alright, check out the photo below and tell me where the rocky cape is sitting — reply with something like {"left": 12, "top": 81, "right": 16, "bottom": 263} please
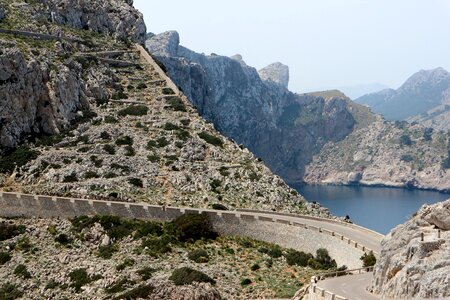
{"left": 372, "top": 199, "right": 450, "bottom": 299}
{"left": 146, "top": 31, "right": 368, "bottom": 183}
{"left": 146, "top": 31, "right": 450, "bottom": 192}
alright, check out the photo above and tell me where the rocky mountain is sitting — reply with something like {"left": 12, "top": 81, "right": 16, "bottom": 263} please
{"left": 372, "top": 199, "right": 450, "bottom": 299}
{"left": 146, "top": 31, "right": 371, "bottom": 183}
{"left": 146, "top": 31, "right": 450, "bottom": 192}
{"left": 356, "top": 68, "right": 450, "bottom": 129}
{"left": 0, "top": 0, "right": 326, "bottom": 216}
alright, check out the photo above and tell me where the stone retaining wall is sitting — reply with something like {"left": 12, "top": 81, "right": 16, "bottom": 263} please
{"left": 0, "top": 192, "right": 365, "bottom": 268}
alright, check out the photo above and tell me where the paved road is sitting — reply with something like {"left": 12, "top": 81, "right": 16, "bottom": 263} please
{"left": 317, "top": 273, "right": 380, "bottom": 300}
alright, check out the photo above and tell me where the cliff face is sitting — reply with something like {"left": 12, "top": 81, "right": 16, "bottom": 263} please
{"left": 0, "top": 0, "right": 145, "bottom": 152}
{"left": 372, "top": 199, "right": 450, "bottom": 299}
{"left": 146, "top": 31, "right": 360, "bottom": 182}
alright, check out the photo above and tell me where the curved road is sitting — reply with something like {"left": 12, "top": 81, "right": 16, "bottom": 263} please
{"left": 317, "top": 273, "right": 380, "bottom": 300}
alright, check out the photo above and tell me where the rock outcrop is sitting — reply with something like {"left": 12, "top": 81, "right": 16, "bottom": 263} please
{"left": 372, "top": 199, "right": 450, "bottom": 299}
{"left": 258, "top": 62, "right": 289, "bottom": 88}
{"left": 146, "top": 31, "right": 362, "bottom": 182}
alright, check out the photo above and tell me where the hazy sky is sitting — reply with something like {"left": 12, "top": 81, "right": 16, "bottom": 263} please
{"left": 134, "top": 0, "right": 450, "bottom": 94}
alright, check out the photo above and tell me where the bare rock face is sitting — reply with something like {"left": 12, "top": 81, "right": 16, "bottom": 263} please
{"left": 0, "top": 42, "right": 88, "bottom": 151}
{"left": 151, "top": 281, "right": 221, "bottom": 300}
{"left": 372, "top": 199, "right": 450, "bottom": 299}
{"left": 258, "top": 62, "right": 289, "bottom": 88}
{"left": 42, "top": 0, "right": 146, "bottom": 43}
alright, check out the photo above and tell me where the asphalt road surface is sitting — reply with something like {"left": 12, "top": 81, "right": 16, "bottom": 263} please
{"left": 317, "top": 272, "right": 381, "bottom": 300}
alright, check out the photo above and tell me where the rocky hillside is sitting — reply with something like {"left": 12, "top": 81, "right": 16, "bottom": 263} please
{"left": 372, "top": 199, "right": 450, "bottom": 299}
{"left": 146, "top": 31, "right": 372, "bottom": 183}
{"left": 0, "top": 214, "right": 332, "bottom": 299}
{"left": 356, "top": 67, "right": 450, "bottom": 130}
{"left": 0, "top": 0, "right": 326, "bottom": 216}
{"left": 304, "top": 118, "right": 450, "bottom": 192}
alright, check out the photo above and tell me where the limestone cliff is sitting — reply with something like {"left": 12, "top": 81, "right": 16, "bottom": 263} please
{"left": 372, "top": 199, "right": 450, "bottom": 299}
{"left": 146, "top": 31, "right": 361, "bottom": 183}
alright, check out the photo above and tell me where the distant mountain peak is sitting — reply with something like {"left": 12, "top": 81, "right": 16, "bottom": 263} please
{"left": 258, "top": 62, "right": 289, "bottom": 88}
{"left": 400, "top": 67, "right": 450, "bottom": 91}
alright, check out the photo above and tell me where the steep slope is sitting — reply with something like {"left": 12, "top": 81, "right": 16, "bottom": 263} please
{"left": 372, "top": 199, "right": 450, "bottom": 299}
{"left": 304, "top": 119, "right": 450, "bottom": 192}
{"left": 146, "top": 31, "right": 370, "bottom": 183}
{"left": 0, "top": 0, "right": 320, "bottom": 215}
{"left": 356, "top": 67, "right": 450, "bottom": 127}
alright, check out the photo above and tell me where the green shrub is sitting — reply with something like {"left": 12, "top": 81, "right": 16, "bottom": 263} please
{"left": 0, "top": 146, "right": 40, "bottom": 174}
{"left": 44, "top": 280, "right": 60, "bottom": 290}
{"left": 157, "top": 137, "right": 170, "bottom": 147}
{"left": 210, "top": 179, "right": 221, "bottom": 192}
{"left": 400, "top": 134, "right": 412, "bottom": 146}
{"left": 71, "top": 215, "right": 136, "bottom": 241}
{"left": 180, "top": 119, "right": 190, "bottom": 126}
{"left": 111, "top": 163, "right": 131, "bottom": 173}
{"left": 104, "top": 116, "right": 119, "bottom": 124}
{"left": 16, "top": 236, "right": 32, "bottom": 252}
{"left": 166, "top": 97, "right": 186, "bottom": 112}
{"left": 0, "top": 252, "right": 11, "bottom": 265}
{"left": 134, "top": 222, "right": 163, "bottom": 239}
{"left": 106, "top": 278, "right": 130, "bottom": 294}
{"left": 0, "top": 283, "right": 23, "bottom": 300}
{"left": 147, "top": 155, "right": 160, "bottom": 163}
{"left": 14, "top": 264, "right": 31, "bottom": 279}
{"left": 423, "top": 127, "right": 433, "bottom": 141}
{"left": 112, "top": 91, "right": 128, "bottom": 100}
{"left": 98, "top": 244, "right": 118, "bottom": 259}
{"left": 250, "top": 263, "right": 260, "bottom": 271}
{"left": 169, "top": 214, "right": 218, "bottom": 242}
{"left": 442, "top": 150, "right": 450, "bottom": 169}
{"left": 162, "top": 87, "right": 175, "bottom": 95}
{"left": 84, "top": 171, "right": 99, "bottom": 179}
{"left": 128, "top": 178, "right": 143, "bottom": 188}
{"left": 284, "top": 250, "right": 313, "bottom": 267}
{"left": 141, "top": 237, "right": 171, "bottom": 257}
{"left": 146, "top": 140, "right": 158, "bottom": 149}
{"left": 314, "top": 248, "right": 337, "bottom": 270}
{"left": 69, "top": 268, "right": 101, "bottom": 292}
{"left": 112, "top": 284, "right": 154, "bottom": 300}
{"left": 188, "top": 249, "right": 209, "bottom": 263}
{"left": 116, "top": 258, "right": 135, "bottom": 271}
{"left": 400, "top": 154, "right": 414, "bottom": 162}
{"left": 198, "top": 132, "right": 223, "bottom": 147}
{"left": 90, "top": 155, "right": 103, "bottom": 167}
{"left": 0, "top": 224, "right": 24, "bottom": 241}
{"left": 267, "top": 245, "right": 282, "bottom": 258}
{"left": 176, "top": 129, "right": 191, "bottom": 141}
{"left": 62, "top": 173, "right": 78, "bottom": 183}
{"left": 118, "top": 105, "right": 148, "bottom": 116}
{"left": 360, "top": 251, "right": 377, "bottom": 267}
{"left": 163, "top": 122, "right": 180, "bottom": 131}
{"left": 211, "top": 203, "right": 228, "bottom": 210}
{"left": 124, "top": 145, "right": 135, "bottom": 156}
{"left": 116, "top": 136, "right": 133, "bottom": 146}
{"left": 240, "top": 278, "right": 252, "bottom": 286}
{"left": 225, "top": 247, "right": 235, "bottom": 255}
{"left": 104, "top": 144, "right": 116, "bottom": 155}
{"left": 54, "top": 234, "right": 72, "bottom": 245}
{"left": 169, "top": 267, "right": 215, "bottom": 286}
{"left": 71, "top": 110, "right": 98, "bottom": 125}
{"left": 137, "top": 82, "right": 147, "bottom": 90}
{"left": 265, "top": 258, "right": 273, "bottom": 268}
{"left": 137, "top": 267, "right": 156, "bottom": 280}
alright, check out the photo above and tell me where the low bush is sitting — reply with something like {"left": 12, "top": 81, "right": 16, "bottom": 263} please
{"left": 169, "top": 267, "right": 215, "bottom": 286}
{"left": 54, "top": 234, "right": 72, "bottom": 245}
{"left": 69, "top": 268, "right": 101, "bottom": 292}
{"left": 84, "top": 171, "right": 99, "bottom": 179}
{"left": 146, "top": 140, "right": 158, "bottom": 149}
{"left": 0, "top": 224, "right": 24, "bottom": 241}
{"left": 0, "top": 252, "right": 11, "bottom": 265}
{"left": 62, "top": 173, "right": 78, "bottom": 183}
{"left": 163, "top": 122, "right": 180, "bottom": 131}
{"left": 112, "top": 284, "right": 154, "bottom": 300}
{"left": 14, "top": 264, "right": 31, "bottom": 279}
{"left": 360, "top": 251, "right": 377, "bottom": 267}
{"left": 116, "top": 136, "right": 133, "bottom": 146}
{"left": 400, "top": 154, "right": 414, "bottom": 162}
{"left": 162, "top": 87, "right": 175, "bottom": 95}
{"left": 211, "top": 203, "right": 228, "bottom": 210}
{"left": 16, "top": 236, "right": 32, "bottom": 253}
{"left": 141, "top": 236, "right": 171, "bottom": 257}
{"left": 157, "top": 137, "right": 170, "bottom": 147}
{"left": 240, "top": 278, "right": 252, "bottom": 286}
{"left": 166, "top": 97, "right": 186, "bottom": 112}
{"left": 0, "top": 283, "right": 23, "bottom": 300}
{"left": 0, "top": 146, "right": 40, "bottom": 174}
{"left": 116, "top": 258, "right": 135, "bottom": 271}
{"left": 98, "top": 244, "right": 118, "bottom": 259}
{"left": 134, "top": 222, "right": 163, "bottom": 239}
{"left": 285, "top": 250, "right": 313, "bottom": 267}
{"left": 103, "top": 144, "right": 116, "bottom": 155}
{"left": 105, "top": 278, "right": 130, "bottom": 294}
{"left": 111, "top": 163, "right": 131, "bottom": 173}
{"left": 188, "top": 249, "right": 209, "bottom": 263}
{"left": 118, "top": 105, "right": 148, "bottom": 116}
{"left": 112, "top": 91, "right": 128, "bottom": 100}
{"left": 104, "top": 116, "right": 119, "bottom": 124}
{"left": 400, "top": 134, "right": 412, "bottom": 146}
{"left": 137, "top": 267, "right": 156, "bottom": 280}
{"left": 124, "top": 145, "right": 135, "bottom": 157}
{"left": 250, "top": 263, "right": 260, "bottom": 271}
{"left": 198, "top": 132, "right": 223, "bottom": 147}
{"left": 169, "top": 214, "right": 218, "bottom": 242}
{"left": 267, "top": 245, "right": 282, "bottom": 258}
{"left": 128, "top": 177, "right": 143, "bottom": 188}
{"left": 147, "top": 155, "right": 160, "bottom": 163}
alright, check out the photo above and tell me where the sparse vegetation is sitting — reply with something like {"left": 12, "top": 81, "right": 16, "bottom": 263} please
{"left": 0, "top": 146, "right": 40, "bottom": 174}
{"left": 0, "top": 283, "right": 23, "bottom": 300}
{"left": 0, "top": 252, "right": 11, "bottom": 265}
{"left": 188, "top": 249, "right": 209, "bottom": 263}
{"left": 166, "top": 97, "right": 186, "bottom": 112}
{"left": 117, "top": 105, "right": 148, "bottom": 116}
{"left": 170, "top": 267, "right": 215, "bottom": 286}
{"left": 198, "top": 131, "right": 223, "bottom": 147}
{"left": 14, "top": 264, "right": 31, "bottom": 279}
{"left": 361, "top": 251, "right": 377, "bottom": 267}
{"left": 69, "top": 268, "right": 101, "bottom": 292}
